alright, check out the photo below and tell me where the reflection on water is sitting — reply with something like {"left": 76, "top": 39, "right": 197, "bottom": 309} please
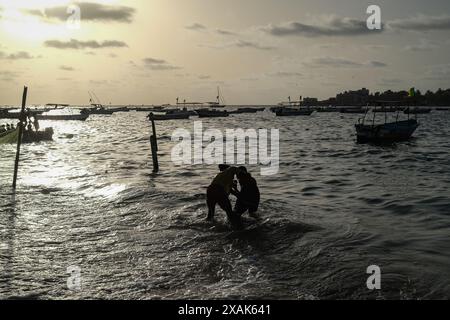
{"left": 1, "top": 110, "right": 450, "bottom": 299}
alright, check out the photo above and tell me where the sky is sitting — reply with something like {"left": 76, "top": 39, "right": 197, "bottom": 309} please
{"left": 0, "top": 0, "right": 450, "bottom": 105}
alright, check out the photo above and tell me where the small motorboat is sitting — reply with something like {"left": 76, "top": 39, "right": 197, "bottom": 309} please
{"left": 355, "top": 119, "right": 419, "bottom": 143}
{"left": 275, "top": 108, "right": 314, "bottom": 117}
{"left": 355, "top": 103, "right": 420, "bottom": 143}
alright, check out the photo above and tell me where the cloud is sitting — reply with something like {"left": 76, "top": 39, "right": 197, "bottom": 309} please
{"left": 199, "top": 40, "right": 274, "bottom": 50}
{"left": 389, "top": 15, "right": 450, "bottom": 32}
{"left": 368, "top": 61, "right": 388, "bottom": 68}
{"left": 216, "top": 29, "right": 237, "bottom": 36}
{"left": 262, "top": 16, "right": 382, "bottom": 37}
{"left": 24, "top": 2, "right": 135, "bottom": 23}
{"left": 44, "top": 39, "right": 128, "bottom": 49}
{"left": 60, "top": 65, "right": 75, "bottom": 71}
{"left": 234, "top": 40, "right": 274, "bottom": 50}
{"left": 0, "top": 51, "right": 34, "bottom": 60}
{"left": 142, "top": 58, "right": 181, "bottom": 71}
{"left": 304, "top": 57, "right": 387, "bottom": 68}
{"left": 0, "top": 70, "right": 20, "bottom": 81}
{"left": 143, "top": 58, "right": 166, "bottom": 64}
{"left": 185, "top": 23, "right": 207, "bottom": 31}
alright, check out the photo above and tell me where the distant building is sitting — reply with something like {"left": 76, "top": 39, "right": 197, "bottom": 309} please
{"left": 336, "top": 88, "right": 370, "bottom": 106}
{"left": 302, "top": 97, "right": 318, "bottom": 106}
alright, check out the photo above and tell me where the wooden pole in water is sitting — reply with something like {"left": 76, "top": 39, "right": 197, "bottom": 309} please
{"left": 149, "top": 113, "right": 159, "bottom": 173}
{"left": 12, "top": 86, "right": 28, "bottom": 190}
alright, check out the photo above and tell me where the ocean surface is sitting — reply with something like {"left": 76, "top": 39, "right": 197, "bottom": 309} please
{"left": 1, "top": 108, "right": 449, "bottom": 300}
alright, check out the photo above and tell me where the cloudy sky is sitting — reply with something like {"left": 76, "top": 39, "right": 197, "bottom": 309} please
{"left": 0, "top": 0, "right": 449, "bottom": 105}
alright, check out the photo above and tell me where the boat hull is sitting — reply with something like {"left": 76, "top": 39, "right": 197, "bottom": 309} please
{"left": 36, "top": 114, "right": 89, "bottom": 121}
{"left": 196, "top": 110, "right": 229, "bottom": 118}
{"left": 0, "top": 128, "right": 54, "bottom": 144}
{"left": 149, "top": 113, "right": 190, "bottom": 120}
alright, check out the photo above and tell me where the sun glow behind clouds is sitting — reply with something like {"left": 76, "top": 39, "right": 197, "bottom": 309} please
{"left": 0, "top": 0, "right": 76, "bottom": 42}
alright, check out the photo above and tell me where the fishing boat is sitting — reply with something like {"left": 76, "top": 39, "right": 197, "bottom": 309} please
{"left": 0, "top": 126, "right": 54, "bottom": 144}
{"left": 195, "top": 109, "right": 229, "bottom": 118}
{"left": 111, "top": 106, "right": 130, "bottom": 113}
{"left": 85, "top": 103, "right": 114, "bottom": 115}
{"left": 355, "top": 103, "right": 420, "bottom": 143}
{"left": 275, "top": 108, "right": 314, "bottom": 117}
{"left": 148, "top": 109, "right": 191, "bottom": 121}
{"left": 404, "top": 107, "right": 432, "bottom": 115}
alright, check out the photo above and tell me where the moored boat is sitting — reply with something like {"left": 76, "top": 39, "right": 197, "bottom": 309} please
{"left": 84, "top": 102, "right": 115, "bottom": 115}
{"left": 148, "top": 110, "right": 191, "bottom": 121}
{"left": 355, "top": 103, "right": 420, "bottom": 143}
{"left": 36, "top": 111, "right": 90, "bottom": 121}
{"left": 355, "top": 119, "right": 419, "bottom": 143}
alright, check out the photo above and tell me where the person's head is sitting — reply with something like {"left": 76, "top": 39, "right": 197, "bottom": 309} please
{"left": 237, "top": 166, "right": 249, "bottom": 180}
{"left": 219, "top": 164, "right": 230, "bottom": 172}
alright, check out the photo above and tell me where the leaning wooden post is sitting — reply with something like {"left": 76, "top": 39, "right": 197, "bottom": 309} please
{"left": 149, "top": 113, "right": 159, "bottom": 173}
{"left": 12, "top": 86, "right": 28, "bottom": 190}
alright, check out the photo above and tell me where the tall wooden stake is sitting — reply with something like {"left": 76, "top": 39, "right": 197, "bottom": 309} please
{"left": 12, "top": 86, "right": 28, "bottom": 190}
{"left": 149, "top": 113, "right": 159, "bottom": 173}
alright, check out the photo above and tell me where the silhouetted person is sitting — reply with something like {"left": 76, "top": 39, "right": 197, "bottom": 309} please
{"left": 33, "top": 116, "right": 40, "bottom": 131}
{"left": 231, "top": 167, "right": 260, "bottom": 218}
{"left": 206, "top": 165, "right": 241, "bottom": 227}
